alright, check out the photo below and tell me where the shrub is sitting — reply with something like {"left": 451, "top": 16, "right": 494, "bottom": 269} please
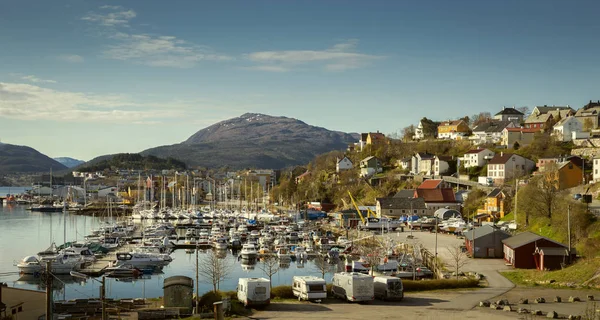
{"left": 221, "top": 290, "right": 237, "bottom": 300}
{"left": 270, "top": 285, "right": 294, "bottom": 299}
{"left": 199, "top": 291, "right": 221, "bottom": 309}
{"left": 402, "top": 279, "right": 479, "bottom": 292}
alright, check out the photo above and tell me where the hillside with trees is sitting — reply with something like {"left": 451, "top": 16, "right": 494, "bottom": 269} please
{"left": 77, "top": 153, "right": 187, "bottom": 172}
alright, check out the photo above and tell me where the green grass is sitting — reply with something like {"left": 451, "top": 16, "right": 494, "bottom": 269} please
{"left": 502, "top": 257, "right": 600, "bottom": 288}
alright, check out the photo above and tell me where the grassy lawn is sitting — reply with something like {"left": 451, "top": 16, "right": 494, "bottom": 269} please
{"left": 502, "top": 257, "right": 600, "bottom": 288}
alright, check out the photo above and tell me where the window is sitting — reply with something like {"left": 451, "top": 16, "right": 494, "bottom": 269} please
{"left": 255, "top": 287, "right": 267, "bottom": 294}
{"left": 309, "top": 284, "right": 325, "bottom": 292}
{"left": 389, "top": 210, "right": 393, "bottom": 214}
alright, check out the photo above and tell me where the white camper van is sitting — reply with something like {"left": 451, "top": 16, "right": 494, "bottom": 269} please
{"left": 331, "top": 272, "right": 374, "bottom": 302}
{"left": 292, "top": 276, "right": 327, "bottom": 301}
{"left": 373, "top": 276, "right": 403, "bottom": 301}
{"left": 237, "top": 278, "right": 270, "bottom": 307}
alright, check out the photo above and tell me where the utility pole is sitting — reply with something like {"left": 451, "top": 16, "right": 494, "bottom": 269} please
{"left": 45, "top": 262, "right": 53, "bottom": 320}
{"left": 100, "top": 276, "right": 106, "bottom": 320}
{"left": 195, "top": 244, "right": 199, "bottom": 314}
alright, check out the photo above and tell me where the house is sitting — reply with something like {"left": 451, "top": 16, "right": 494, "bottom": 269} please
{"left": 469, "top": 120, "right": 515, "bottom": 145}
{"left": 461, "top": 148, "right": 495, "bottom": 169}
{"left": 537, "top": 155, "right": 583, "bottom": 172}
{"left": 410, "top": 152, "right": 435, "bottom": 175}
{"left": 502, "top": 231, "right": 573, "bottom": 270}
{"left": 437, "top": 120, "right": 470, "bottom": 140}
{"left": 487, "top": 153, "right": 535, "bottom": 185}
{"left": 397, "top": 157, "right": 411, "bottom": 170}
{"left": 475, "top": 188, "right": 509, "bottom": 222}
{"left": 524, "top": 105, "right": 575, "bottom": 131}
{"left": 376, "top": 197, "right": 427, "bottom": 218}
{"left": 414, "top": 188, "right": 460, "bottom": 215}
{"left": 336, "top": 156, "right": 353, "bottom": 173}
{"left": 540, "top": 161, "right": 583, "bottom": 190}
{"left": 463, "top": 225, "right": 512, "bottom": 258}
{"left": 493, "top": 107, "right": 524, "bottom": 126}
{"left": 359, "top": 156, "right": 382, "bottom": 177}
{"left": 574, "top": 100, "right": 600, "bottom": 130}
{"left": 0, "top": 285, "right": 46, "bottom": 320}
{"left": 245, "top": 169, "right": 277, "bottom": 191}
{"left": 413, "top": 118, "right": 439, "bottom": 140}
{"left": 413, "top": 120, "right": 426, "bottom": 140}
{"left": 366, "top": 132, "right": 386, "bottom": 145}
{"left": 295, "top": 171, "right": 310, "bottom": 184}
{"left": 501, "top": 127, "right": 537, "bottom": 148}
{"left": 433, "top": 155, "right": 452, "bottom": 176}
{"left": 594, "top": 157, "right": 600, "bottom": 182}
{"left": 552, "top": 116, "right": 586, "bottom": 142}
{"left": 393, "top": 189, "right": 416, "bottom": 198}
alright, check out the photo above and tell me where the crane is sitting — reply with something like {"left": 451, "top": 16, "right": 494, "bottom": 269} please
{"left": 347, "top": 191, "right": 367, "bottom": 224}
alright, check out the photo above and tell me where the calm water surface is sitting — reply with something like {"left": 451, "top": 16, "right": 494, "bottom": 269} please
{"left": 0, "top": 203, "right": 338, "bottom": 301}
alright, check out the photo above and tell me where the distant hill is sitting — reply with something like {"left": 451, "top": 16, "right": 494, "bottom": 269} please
{"left": 54, "top": 157, "right": 85, "bottom": 168}
{"left": 141, "top": 113, "right": 358, "bottom": 169}
{"left": 76, "top": 153, "right": 187, "bottom": 172}
{"left": 0, "top": 143, "right": 67, "bottom": 173}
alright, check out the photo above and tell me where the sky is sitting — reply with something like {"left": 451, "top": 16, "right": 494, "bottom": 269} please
{"left": 1, "top": 0, "right": 600, "bottom": 161}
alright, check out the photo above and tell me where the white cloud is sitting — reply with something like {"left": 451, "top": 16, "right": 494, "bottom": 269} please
{"left": 104, "top": 33, "right": 233, "bottom": 68}
{"left": 0, "top": 82, "right": 180, "bottom": 124}
{"left": 242, "top": 65, "right": 289, "bottom": 72}
{"left": 81, "top": 6, "right": 136, "bottom": 27}
{"left": 82, "top": 6, "right": 230, "bottom": 68}
{"left": 58, "top": 54, "right": 84, "bottom": 63}
{"left": 21, "top": 75, "right": 57, "bottom": 84}
{"left": 245, "top": 39, "right": 382, "bottom": 72}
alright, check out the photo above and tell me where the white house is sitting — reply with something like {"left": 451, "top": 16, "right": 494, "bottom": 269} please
{"left": 397, "top": 157, "right": 411, "bottom": 170}
{"left": 552, "top": 116, "right": 586, "bottom": 142}
{"left": 336, "top": 156, "right": 353, "bottom": 172}
{"left": 433, "top": 155, "right": 452, "bottom": 176}
{"left": 469, "top": 121, "right": 515, "bottom": 145}
{"left": 461, "top": 148, "right": 495, "bottom": 169}
{"left": 487, "top": 153, "right": 535, "bottom": 185}
{"left": 359, "top": 156, "right": 382, "bottom": 178}
{"left": 413, "top": 121, "right": 425, "bottom": 140}
{"left": 594, "top": 157, "right": 600, "bottom": 182}
{"left": 411, "top": 152, "right": 435, "bottom": 175}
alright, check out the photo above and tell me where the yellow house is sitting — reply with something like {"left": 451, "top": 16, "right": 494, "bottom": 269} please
{"left": 366, "top": 132, "right": 386, "bottom": 145}
{"left": 544, "top": 161, "right": 583, "bottom": 190}
{"left": 476, "top": 188, "right": 508, "bottom": 222}
{"left": 437, "top": 120, "right": 470, "bottom": 139}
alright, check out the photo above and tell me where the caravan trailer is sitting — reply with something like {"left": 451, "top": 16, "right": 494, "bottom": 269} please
{"left": 373, "top": 276, "right": 403, "bottom": 301}
{"left": 331, "top": 272, "right": 374, "bottom": 302}
{"left": 237, "top": 278, "right": 270, "bottom": 307}
{"left": 292, "top": 276, "right": 327, "bottom": 301}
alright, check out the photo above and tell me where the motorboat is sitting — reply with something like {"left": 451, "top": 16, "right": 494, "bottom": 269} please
{"left": 240, "top": 244, "right": 258, "bottom": 259}
{"left": 276, "top": 246, "right": 292, "bottom": 260}
{"left": 104, "top": 264, "right": 143, "bottom": 278}
{"left": 212, "top": 238, "right": 228, "bottom": 250}
{"left": 114, "top": 252, "right": 171, "bottom": 269}
{"left": 16, "top": 253, "right": 84, "bottom": 275}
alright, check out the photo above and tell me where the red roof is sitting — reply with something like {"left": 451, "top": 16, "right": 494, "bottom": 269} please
{"left": 414, "top": 188, "right": 456, "bottom": 203}
{"left": 417, "top": 179, "right": 443, "bottom": 189}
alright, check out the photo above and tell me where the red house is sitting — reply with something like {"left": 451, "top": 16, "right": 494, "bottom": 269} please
{"left": 502, "top": 231, "right": 573, "bottom": 270}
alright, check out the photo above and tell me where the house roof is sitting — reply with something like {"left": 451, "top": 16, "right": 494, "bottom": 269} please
{"left": 584, "top": 100, "right": 600, "bottom": 109}
{"left": 465, "top": 148, "right": 487, "bottom": 154}
{"left": 502, "top": 231, "right": 566, "bottom": 249}
{"left": 415, "top": 152, "right": 435, "bottom": 160}
{"left": 525, "top": 113, "right": 552, "bottom": 124}
{"left": 439, "top": 120, "right": 465, "bottom": 127}
{"left": 487, "top": 188, "right": 504, "bottom": 198}
{"left": 393, "top": 189, "right": 415, "bottom": 198}
{"left": 505, "top": 127, "right": 539, "bottom": 133}
{"left": 337, "top": 156, "right": 352, "bottom": 164}
{"left": 368, "top": 132, "right": 386, "bottom": 140}
{"left": 362, "top": 156, "right": 377, "bottom": 162}
{"left": 534, "top": 106, "right": 574, "bottom": 115}
{"left": 495, "top": 107, "right": 524, "bottom": 116}
{"left": 436, "top": 155, "right": 453, "bottom": 162}
{"left": 414, "top": 188, "right": 456, "bottom": 203}
{"left": 417, "top": 179, "right": 443, "bottom": 189}
{"left": 464, "top": 225, "right": 510, "bottom": 241}
{"left": 488, "top": 153, "right": 514, "bottom": 165}
{"left": 377, "top": 197, "right": 427, "bottom": 210}
{"left": 472, "top": 120, "right": 513, "bottom": 133}
{"left": 553, "top": 116, "right": 580, "bottom": 127}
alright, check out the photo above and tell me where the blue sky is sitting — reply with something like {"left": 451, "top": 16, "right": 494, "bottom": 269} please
{"left": 1, "top": 0, "right": 600, "bottom": 161}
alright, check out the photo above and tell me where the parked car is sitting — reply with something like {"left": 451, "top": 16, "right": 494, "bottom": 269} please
{"left": 573, "top": 193, "right": 582, "bottom": 200}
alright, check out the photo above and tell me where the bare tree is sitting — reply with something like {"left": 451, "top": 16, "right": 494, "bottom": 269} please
{"left": 446, "top": 245, "right": 469, "bottom": 280}
{"left": 198, "top": 249, "right": 233, "bottom": 293}
{"left": 258, "top": 254, "right": 280, "bottom": 288}
{"left": 354, "top": 237, "right": 385, "bottom": 276}
{"left": 313, "top": 253, "right": 333, "bottom": 280}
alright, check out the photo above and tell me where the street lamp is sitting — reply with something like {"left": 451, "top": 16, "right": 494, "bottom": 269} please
{"left": 70, "top": 271, "right": 106, "bottom": 320}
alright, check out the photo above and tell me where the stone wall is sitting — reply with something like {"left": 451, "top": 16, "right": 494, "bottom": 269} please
{"left": 571, "top": 148, "right": 600, "bottom": 159}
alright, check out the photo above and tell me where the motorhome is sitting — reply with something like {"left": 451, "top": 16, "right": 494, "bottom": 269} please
{"left": 292, "top": 276, "right": 327, "bottom": 301}
{"left": 358, "top": 217, "right": 402, "bottom": 231}
{"left": 237, "top": 278, "right": 270, "bottom": 307}
{"left": 373, "top": 276, "right": 403, "bottom": 301}
{"left": 331, "top": 272, "right": 374, "bottom": 302}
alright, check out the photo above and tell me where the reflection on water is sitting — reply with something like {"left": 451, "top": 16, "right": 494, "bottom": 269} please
{"left": 0, "top": 205, "right": 339, "bottom": 300}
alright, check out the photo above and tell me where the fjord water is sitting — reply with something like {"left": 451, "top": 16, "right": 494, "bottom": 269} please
{"left": 0, "top": 203, "right": 338, "bottom": 300}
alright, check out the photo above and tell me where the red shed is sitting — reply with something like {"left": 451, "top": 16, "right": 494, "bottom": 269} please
{"left": 502, "top": 231, "right": 571, "bottom": 270}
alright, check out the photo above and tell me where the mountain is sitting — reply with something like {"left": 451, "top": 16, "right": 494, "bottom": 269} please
{"left": 76, "top": 153, "right": 186, "bottom": 172}
{"left": 54, "top": 157, "right": 85, "bottom": 168}
{"left": 0, "top": 143, "right": 67, "bottom": 173}
{"left": 141, "top": 113, "right": 358, "bottom": 169}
